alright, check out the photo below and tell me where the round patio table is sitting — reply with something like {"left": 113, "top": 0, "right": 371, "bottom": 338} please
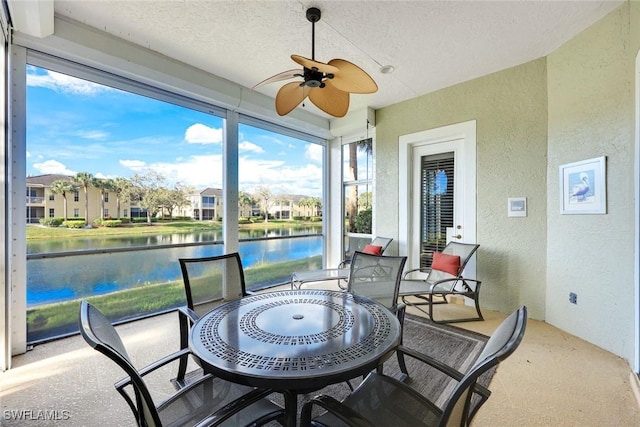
{"left": 189, "top": 289, "right": 401, "bottom": 427}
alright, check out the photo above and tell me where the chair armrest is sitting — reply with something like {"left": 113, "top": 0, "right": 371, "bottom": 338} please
{"left": 178, "top": 306, "right": 200, "bottom": 355}
{"left": 396, "top": 345, "right": 490, "bottom": 398}
{"left": 178, "top": 306, "right": 199, "bottom": 324}
{"left": 337, "top": 259, "right": 352, "bottom": 269}
{"left": 402, "top": 267, "right": 430, "bottom": 279}
{"left": 300, "top": 394, "right": 375, "bottom": 427}
{"left": 114, "top": 348, "right": 194, "bottom": 391}
{"left": 194, "top": 388, "right": 285, "bottom": 427}
{"left": 429, "top": 277, "right": 481, "bottom": 294}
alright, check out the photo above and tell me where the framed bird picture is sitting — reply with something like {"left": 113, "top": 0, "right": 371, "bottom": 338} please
{"left": 559, "top": 156, "right": 606, "bottom": 214}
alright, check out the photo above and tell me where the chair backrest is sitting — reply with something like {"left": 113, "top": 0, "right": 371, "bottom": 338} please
{"left": 179, "top": 252, "right": 247, "bottom": 317}
{"left": 427, "top": 241, "right": 479, "bottom": 285}
{"left": 370, "top": 236, "right": 393, "bottom": 254}
{"left": 347, "top": 251, "right": 407, "bottom": 309}
{"left": 79, "top": 300, "right": 161, "bottom": 427}
{"left": 439, "top": 306, "right": 527, "bottom": 427}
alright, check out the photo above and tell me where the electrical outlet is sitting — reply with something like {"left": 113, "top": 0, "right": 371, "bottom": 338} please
{"left": 569, "top": 292, "right": 577, "bottom": 304}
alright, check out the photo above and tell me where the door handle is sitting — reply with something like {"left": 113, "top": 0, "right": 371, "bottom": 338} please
{"left": 452, "top": 234, "right": 462, "bottom": 239}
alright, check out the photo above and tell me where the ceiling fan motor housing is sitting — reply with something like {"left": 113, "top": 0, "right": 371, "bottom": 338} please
{"left": 306, "top": 7, "right": 321, "bottom": 23}
{"left": 303, "top": 67, "right": 325, "bottom": 88}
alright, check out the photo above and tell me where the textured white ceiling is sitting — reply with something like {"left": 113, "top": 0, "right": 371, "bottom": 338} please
{"left": 50, "top": 0, "right": 623, "bottom": 118}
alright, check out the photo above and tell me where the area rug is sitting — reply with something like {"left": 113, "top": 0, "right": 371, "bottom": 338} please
{"left": 177, "top": 314, "right": 494, "bottom": 422}
{"left": 294, "top": 313, "right": 493, "bottom": 409}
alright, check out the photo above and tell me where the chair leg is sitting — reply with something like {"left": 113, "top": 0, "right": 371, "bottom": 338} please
{"left": 473, "top": 293, "right": 484, "bottom": 321}
{"left": 176, "top": 314, "right": 189, "bottom": 384}
{"left": 396, "top": 351, "right": 409, "bottom": 381}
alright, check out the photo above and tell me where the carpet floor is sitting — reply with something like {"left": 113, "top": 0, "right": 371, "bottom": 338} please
{"left": 288, "top": 313, "right": 494, "bottom": 414}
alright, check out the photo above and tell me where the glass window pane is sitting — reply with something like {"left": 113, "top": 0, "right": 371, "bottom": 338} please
{"left": 342, "top": 139, "right": 373, "bottom": 260}
{"left": 238, "top": 123, "right": 325, "bottom": 289}
{"left": 342, "top": 138, "right": 372, "bottom": 183}
{"left": 26, "top": 65, "right": 224, "bottom": 342}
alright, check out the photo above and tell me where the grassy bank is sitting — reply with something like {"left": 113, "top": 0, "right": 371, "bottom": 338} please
{"left": 27, "top": 255, "right": 323, "bottom": 343}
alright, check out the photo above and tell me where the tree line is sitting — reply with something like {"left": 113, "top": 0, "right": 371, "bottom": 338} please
{"left": 50, "top": 171, "right": 322, "bottom": 225}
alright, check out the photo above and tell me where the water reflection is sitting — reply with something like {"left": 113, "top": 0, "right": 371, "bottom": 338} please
{"left": 27, "top": 227, "right": 323, "bottom": 307}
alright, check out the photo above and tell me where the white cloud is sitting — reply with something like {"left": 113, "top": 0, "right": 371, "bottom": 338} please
{"left": 27, "top": 69, "right": 112, "bottom": 96}
{"left": 32, "top": 160, "right": 77, "bottom": 176}
{"left": 239, "top": 157, "right": 322, "bottom": 197}
{"left": 26, "top": 151, "right": 31, "bottom": 158}
{"left": 239, "top": 140, "right": 265, "bottom": 154}
{"left": 306, "top": 143, "right": 323, "bottom": 163}
{"left": 120, "top": 155, "right": 223, "bottom": 189}
{"left": 76, "top": 130, "right": 109, "bottom": 140}
{"left": 184, "top": 123, "right": 222, "bottom": 145}
{"left": 120, "top": 160, "right": 147, "bottom": 169}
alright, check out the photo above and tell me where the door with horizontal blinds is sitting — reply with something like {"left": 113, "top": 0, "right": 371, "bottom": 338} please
{"left": 420, "top": 153, "right": 454, "bottom": 269}
{"left": 402, "top": 120, "right": 476, "bottom": 279}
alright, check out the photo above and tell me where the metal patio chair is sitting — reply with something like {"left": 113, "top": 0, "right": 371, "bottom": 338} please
{"left": 176, "top": 252, "right": 249, "bottom": 384}
{"left": 398, "top": 241, "right": 482, "bottom": 323}
{"left": 291, "top": 236, "right": 393, "bottom": 290}
{"left": 347, "top": 250, "right": 406, "bottom": 314}
{"left": 345, "top": 250, "right": 407, "bottom": 388}
{"left": 79, "top": 300, "right": 285, "bottom": 427}
{"left": 300, "top": 306, "right": 527, "bottom": 427}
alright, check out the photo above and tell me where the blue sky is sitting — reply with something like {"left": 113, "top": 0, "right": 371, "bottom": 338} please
{"left": 26, "top": 65, "right": 324, "bottom": 197}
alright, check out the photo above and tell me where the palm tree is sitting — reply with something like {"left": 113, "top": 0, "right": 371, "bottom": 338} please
{"left": 94, "top": 178, "right": 116, "bottom": 219}
{"left": 72, "top": 172, "right": 94, "bottom": 225}
{"left": 113, "top": 177, "right": 132, "bottom": 220}
{"left": 347, "top": 138, "right": 372, "bottom": 232}
{"left": 238, "top": 191, "right": 256, "bottom": 218}
{"left": 49, "top": 179, "right": 74, "bottom": 221}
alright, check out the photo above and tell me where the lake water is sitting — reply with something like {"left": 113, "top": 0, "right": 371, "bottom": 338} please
{"left": 27, "top": 226, "right": 323, "bottom": 307}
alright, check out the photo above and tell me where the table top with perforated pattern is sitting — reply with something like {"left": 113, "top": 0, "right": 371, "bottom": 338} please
{"left": 189, "top": 289, "right": 400, "bottom": 392}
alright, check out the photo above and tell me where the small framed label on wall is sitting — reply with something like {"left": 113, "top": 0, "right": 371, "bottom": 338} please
{"left": 508, "top": 197, "right": 527, "bottom": 217}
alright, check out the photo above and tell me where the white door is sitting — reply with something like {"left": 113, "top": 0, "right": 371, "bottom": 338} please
{"left": 399, "top": 120, "right": 477, "bottom": 274}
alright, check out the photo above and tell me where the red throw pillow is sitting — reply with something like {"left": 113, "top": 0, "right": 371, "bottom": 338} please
{"left": 431, "top": 251, "right": 461, "bottom": 276}
{"left": 362, "top": 244, "right": 383, "bottom": 256}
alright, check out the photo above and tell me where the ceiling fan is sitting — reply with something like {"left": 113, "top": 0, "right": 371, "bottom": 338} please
{"left": 252, "top": 7, "right": 378, "bottom": 118}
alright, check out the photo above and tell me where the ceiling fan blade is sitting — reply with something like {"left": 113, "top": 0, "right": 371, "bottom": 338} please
{"left": 291, "top": 55, "right": 340, "bottom": 74}
{"left": 275, "top": 82, "right": 310, "bottom": 116}
{"left": 328, "top": 59, "right": 378, "bottom": 94}
{"left": 252, "top": 69, "right": 303, "bottom": 90}
{"left": 308, "top": 81, "right": 350, "bottom": 117}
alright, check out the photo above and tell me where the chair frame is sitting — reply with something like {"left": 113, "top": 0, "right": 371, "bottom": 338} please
{"left": 79, "top": 300, "right": 284, "bottom": 427}
{"left": 346, "top": 250, "right": 406, "bottom": 312}
{"left": 177, "top": 252, "right": 249, "bottom": 384}
{"left": 346, "top": 251, "right": 407, "bottom": 389}
{"left": 300, "top": 306, "right": 528, "bottom": 427}
{"left": 399, "top": 241, "right": 482, "bottom": 324}
{"left": 290, "top": 236, "right": 393, "bottom": 290}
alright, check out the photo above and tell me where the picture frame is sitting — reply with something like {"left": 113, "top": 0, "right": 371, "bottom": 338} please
{"left": 508, "top": 197, "right": 527, "bottom": 217}
{"left": 559, "top": 156, "right": 606, "bottom": 215}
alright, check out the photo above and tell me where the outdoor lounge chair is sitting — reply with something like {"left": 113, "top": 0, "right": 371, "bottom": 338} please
{"left": 398, "top": 241, "right": 482, "bottom": 323}
{"left": 291, "top": 236, "right": 393, "bottom": 290}
{"left": 79, "top": 300, "right": 285, "bottom": 427}
{"left": 176, "top": 252, "right": 249, "bottom": 384}
{"left": 300, "top": 306, "right": 528, "bottom": 427}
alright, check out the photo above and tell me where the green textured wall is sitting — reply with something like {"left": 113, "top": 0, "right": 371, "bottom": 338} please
{"left": 376, "top": 2, "right": 640, "bottom": 363}
{"left": 546, "top": 2, "right": 637, "bottom": 362}
{"left": 376, "top": 58, "right": 548, "bottom": 320}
